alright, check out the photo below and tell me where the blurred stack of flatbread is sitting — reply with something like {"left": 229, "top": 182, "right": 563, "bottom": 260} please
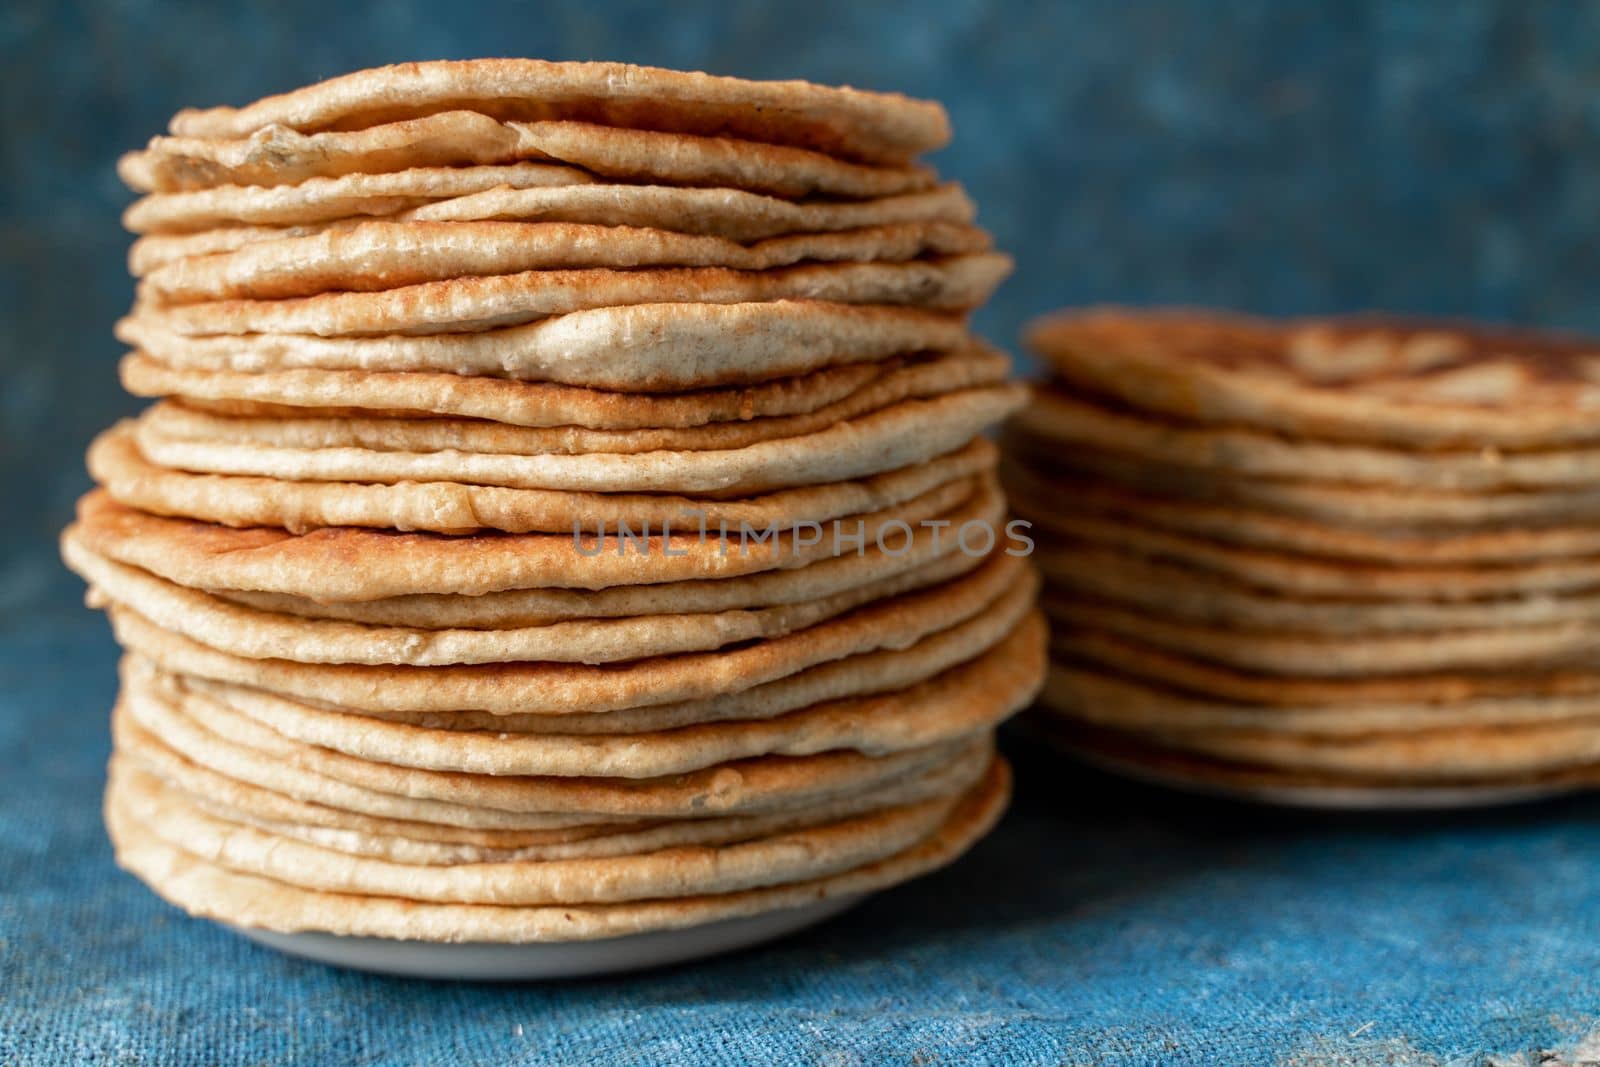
{"left": 1009, "top": 307, "right": 1600, "bottom": 803}
{"left": 63, "top": 60, "right": 1045, "bottom": 942}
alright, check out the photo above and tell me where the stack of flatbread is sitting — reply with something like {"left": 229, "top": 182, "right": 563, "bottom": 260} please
{"left": 63, "top": 60, "right": 1046, "bottom": 943}
{"left": 1009, "top": 307, "right": 1600, "bottom": 801}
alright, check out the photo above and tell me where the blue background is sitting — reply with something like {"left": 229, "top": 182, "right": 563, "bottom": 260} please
{"left": 5, "top": 1, "right": 1600, "bottom": 1063}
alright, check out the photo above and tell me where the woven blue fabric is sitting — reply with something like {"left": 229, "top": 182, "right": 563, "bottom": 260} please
{"left": 9, "top": 1, "right": 1600, "bottom": 1062}
{"left": 5, "top": 619, "right": 1600, "bottom": 1066}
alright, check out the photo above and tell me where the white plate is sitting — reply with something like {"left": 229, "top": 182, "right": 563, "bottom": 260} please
{"left": 1071, "top": 746, "right": 1581, "bottom": 812}
{"left": 229, "top": 894, "right": 864, "bottom": 980}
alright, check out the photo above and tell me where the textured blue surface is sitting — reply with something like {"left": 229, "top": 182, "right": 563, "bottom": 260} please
{"left": 7, "top": 1, "right": 1600, "bottom": 1062}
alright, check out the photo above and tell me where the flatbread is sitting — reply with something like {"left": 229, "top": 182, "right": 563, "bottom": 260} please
{"left": 218, "top": 486, "right": 1002, "bottom": 628}
{"left": 147, "top": 611, "right": 1043, "bottom": 778}
{"left": 128, "top": 182, "right": 973, "bottom": 257}
{"left": 1003, "top": 468, "right": 1600, "bottom": 565}
{"left": 69, "top": 472, "right": 985, "bottom": 600}
{"left": 123, "top": 188, "right": 975, "bottom": 275}
{"left": 120, "top": 352, "right": 926, "bottom": 429}
{"left": 1038, "top": 540, "right": 1600, "bottom": 634}
{"left": 121, "top": 115, "right": 939, "bottom": 198}
{"left": 69, "top": 529, "right": 984, "bottom": 666}
{"left": 115, "top": 715, "right": 644, "bottom": 846}
{"left": 1016, "top": 493, "right": 1600, "bottom": 601}
{"left": 1042, "top": 662, "right": 1600, "bottom": 735}
{"left": 405, "top": 182, "right": 974, "bottom": 240}
{"left": 127, "top": 180, "right": 966, "bottom": 251}
{"left": 161, "top": 60, "right": 951, "bottom": 163}
{"left": 1017, "top": 387, "right": 1600, "bottom": 491}
{"left": 118, "top": 679, "right": 986, "bottom": 824}
{"left": 1046, "top": 595, "right": 1600, "bottom": 677}
{"left": 130, "top": 226, "right": 319, "bottom": 276}
{"left": 113, "top": 696, "right": 993, "bottom": 843}
{"left": 104, "top": 756, "right": 1010, "bottom": 942}
{"left": 104, "top": 553, "right": 1035, "bottom": 715}
{"left": 113, "top": 692, "right": 611, "bottom": 831}
{"left": 1029, "top": 307, "right": 1600, "bottom": 448}
{"left": 134, "top": 350, "right": 1008, "bottom": 456}
{"left": 311, "top": 579, "right": 1040, "bottom": 737}
{"left": 442, "top": 120, "right": 938, "bottom": 195}
{"left": 1140, "top": 718, "right": 1600, "bottom": 782}
{"left": 118, "top": 302, "right": 977, "bottom": 392}
{"left": 1013, "top": 439, "right": 1600, "bottom": 530}
{"left": 122, "top": 111, "right": 531, "bottom": 191}
{"left": 111, "top": 761, "right": 963, "bottom": 905}
{"left": 1052, "top": 628, "right": 1600, "bottom": 706}
{"left": 130, "top": 253, "right": 1013, "bottom": 336}
{"left": 90, "top": 424, "right": 999, "bottom": 534}
{"left": 128, "top": 384, "right": 1026, "bottom": 496}
{"left": 113, "top": 740, "right": 990, "bottom": 865}
{"left": 1022, "top": 716, "right": 1600, "bottom": 794}
{"left": 123, "top": 163, "right": 592, "bottom": 234}
{"left": 139, "top": 220, "right": 992, "bottom": 302}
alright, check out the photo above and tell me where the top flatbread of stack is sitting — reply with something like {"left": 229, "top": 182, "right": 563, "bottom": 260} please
{"left": 1029, "top": 308, "right": 1600, "bottom": 449}
{"left": 120, "top": 59, "right": 954, "bottom": 204}
{"left": 159, "top": 60, "right": 951, "bottom": 160}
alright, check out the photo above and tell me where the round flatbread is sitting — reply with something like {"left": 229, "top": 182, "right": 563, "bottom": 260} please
{"left": 1142, "top": 718, "right": 1600, "bottom": 783}
{"left": 1046, "top": 595, "right": 1600, "bottom": 677}
{"left": 121, "top": 116, "right": 940, "bottom": 198}
{"left": 121, "top": 351, "right": 922, "bottom": 428}
{"left": 1002, "top": 467, "right": 1600, "bottom": 565}
{"left": 139, "top": 611, "right": 1043, "bottom": 778}
{"left": 1037, "top": 540, "right": 1600, "bottom": 634}
{"left": 104, "top": 553, "right": 1036, "bottom": 715}
{"left": 1014, "top": 487, "right": 1600, "bottom": 602}
{"left": 1029, "top": 308, "right": 1600, "bottom": 448}
{"left": 405, "top": 182, "right": 974, "bottom": 240}
{"left": 127, "top": 384, "right": 1026, "bottom": 496}
{"left": 160, "top": 60, "right": 950, "bottom": 162}
{"left": 139, "top": 220, "right": 992, "bottom": 303}
{"left": 111, "top": 758, "right": 965, "bottom": 905}
{"left": 89, "top": 424, "right": 998, "bottom": 534}
{"left": 69, "top": 529, "right": 985, "bottom": 666}
{"left": 1014, "top": 438, "right": 1600, "bottom": 531}
{"left": 117, "top": 677, "right": 988, "bottom": 825}
{"left": 69, "top": 470, "right": 986, "bottom": 601}
{"left": 224, "top": 490, "right": 1003, "bottom": 628}
{"left": 327, "top": 580, "right": 1042, "bottom": 737}
{"left": 132, "top": 350, "right": 1007, "bottom": 456}
{"left": 130, "top": 254, "right": 1013, "bottom": 337}
{"left": 122, "top": 163, "right": 591, "bottom": 234}
{"left": 104, "top": 756, "right": 1010, "bottom": 942}
{"left": 125, "top": 177, "right": 968, "bottom": 244}
{"left": 1042, "top": 662, "right": 1600, "bottom": 736}
{"left": 1051, "top": 627, "right": 1600, "bottom": 707}
{"left": 118, "top": 303, "right": 978, "bottom": 393}
{"left": 1023, "top": 716, "right": 1600, "bottom": 794}
{"left": 1016, "top": 387, "right": 1600, "bottom": 491}
{"left": 113, "top": 740, "right": 990, "bottom": 865}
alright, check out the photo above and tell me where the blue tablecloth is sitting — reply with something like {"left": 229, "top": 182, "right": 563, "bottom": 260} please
{"left": 5, "top": 615, "right": 1600, "bottom": 1066}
